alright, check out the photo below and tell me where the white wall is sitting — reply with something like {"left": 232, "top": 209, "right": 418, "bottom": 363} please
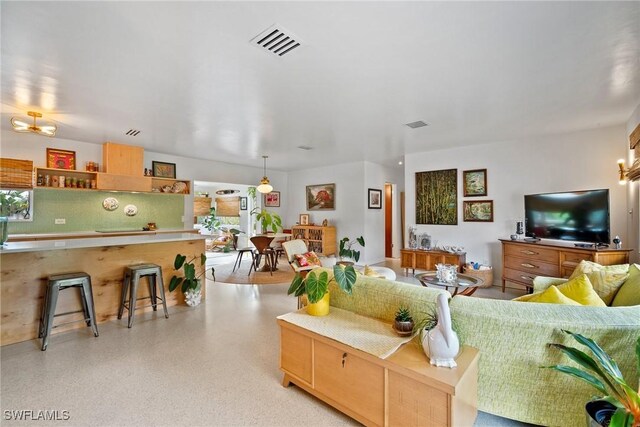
{"left": 286, "top": 160, "right": 405, "bottom": 265}
{"left": 0, "top": 130, "right": 288, "bottom": 228}
{"left": 405, "top": 125, "right": 632, "bottom": 282}
{"left": 626, "top": 103, "right": 640, "bottom": 261}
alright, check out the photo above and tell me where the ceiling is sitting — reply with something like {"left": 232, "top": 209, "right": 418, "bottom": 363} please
{"left": 1, "top": 1, "right": 639, "bottom": 171}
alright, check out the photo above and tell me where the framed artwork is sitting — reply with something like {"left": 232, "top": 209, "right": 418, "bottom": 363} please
{"left": 46, "top": 148, "right": 76, "bottom": 170}
{"left": 152, "top": 161, "right": 176, "bottom": 178}
{"left": 415, "top": 169, "right": 457, "bottom": 225}
{"left": 463, "top": 200, "right": 494, "bottom": 222}
{"left": 240, "top": 197, "right": 247, "bottom": 211}
{"left": 264, "top": 191, "right": 280, "bottom": 207}
{"left": 306, "top": 183, "right": 335, "bottom": 210}
{"left": 463, "top": 169, "right": 487, "bottom": 197}
{"left": 299, "top": 214, "right": 309, "bottom": 225}
{"left": 368, "top": 188, "right": 382, "bottom": 209}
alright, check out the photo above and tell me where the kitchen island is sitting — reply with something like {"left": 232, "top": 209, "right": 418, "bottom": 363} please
{"left": 0, "top": 233, "right": 206, "bottom": 346}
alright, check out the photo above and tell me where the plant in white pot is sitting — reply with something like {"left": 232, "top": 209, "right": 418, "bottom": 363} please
{"left": 169, "top": 253, "right": 207, "bottom": 307}
{"left": 338, "top": 236, "right": 365, "bottom": 265}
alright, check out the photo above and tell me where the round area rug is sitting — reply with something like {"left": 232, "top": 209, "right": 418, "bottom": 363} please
{"left": 212, "top": 261, "right": 295, "bottom": 285}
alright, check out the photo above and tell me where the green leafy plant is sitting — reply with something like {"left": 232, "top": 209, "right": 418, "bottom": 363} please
{"left": 202, "top": 207, "right": 221, "bottom": 232}
{"left": 169, "top": 253, "right": 207, "bottom": 293}
{"left": 339, "top": 236, "right": 365, "bottom": 262}
{"left": 546, "top": 330, "right": 640, "bottom": 427}
{"left": 252, "top": 208, "right": 282, "bottom": 234}
{"left": 0, "top": 190, "right": 30, "bottom": 218}
{"left": 411, "top": 309, "right": 438, "bottom": 336}
{"left": 287, "top": 265, "right": 358, "bottom": 304}
{"left": 395, "top": 306, "right": 413, "bottom": 322}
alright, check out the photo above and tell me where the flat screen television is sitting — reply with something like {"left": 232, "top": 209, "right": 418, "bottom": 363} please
{"left": 524, "top": 189, "right": 610, "bottom": 244}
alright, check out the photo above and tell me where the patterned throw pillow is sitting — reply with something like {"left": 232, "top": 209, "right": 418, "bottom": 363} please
{"left": 569, "top": 261, "right": 629, "bottom": 305}
{"left": 294, "top": 254, "right": 309, "bottom": 267}
{"left": 303, "top": 251, "right": 322, "bottom": 267}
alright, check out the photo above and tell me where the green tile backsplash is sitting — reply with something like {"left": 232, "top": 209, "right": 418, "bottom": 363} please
{"left": 9, "top": 189, "right": 185, "bottom": 234}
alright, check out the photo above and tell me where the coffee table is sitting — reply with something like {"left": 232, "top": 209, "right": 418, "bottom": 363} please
{"left": 415, "top": 271, "right": 484, "bottom": 296}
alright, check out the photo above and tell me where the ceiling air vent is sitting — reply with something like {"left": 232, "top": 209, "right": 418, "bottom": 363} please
{"left": 251, "top": 24, "right": 302, "bottom": 57}
{"left": 125, "top": 129, "right": 141, "bottom": 136}
{"left": 405, "top": 121, "right": 429, "bottom": 129}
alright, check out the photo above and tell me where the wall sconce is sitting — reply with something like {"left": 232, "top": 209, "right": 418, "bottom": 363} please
{"left": 618, "top": 159, "right": 628, "bottom": 185}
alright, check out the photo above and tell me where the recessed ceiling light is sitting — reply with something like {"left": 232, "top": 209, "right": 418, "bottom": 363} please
{"left": 398, "top": 161, "right": 403, "bottom": 165}
{"left": 405, "top": 121, "right": 429, "bottom": 129}
{"left": 297, "top": 145, "right": 313, "bottom": 150}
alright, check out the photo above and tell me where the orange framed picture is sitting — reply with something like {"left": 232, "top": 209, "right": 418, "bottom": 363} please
{"left": 46, "top": 148, "right": 76, "bottom": 170}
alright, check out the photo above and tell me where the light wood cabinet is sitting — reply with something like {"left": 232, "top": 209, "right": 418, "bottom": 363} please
{"left": 400, "top": 249, "right": 466, "bottom": 275}
{"left": 278, "top": 320, "right": 479, "bottom": 427}
{"left": 97, "top": 173, "right": 152, "bottom": 192}
{"left": 500, "top": 239, "right": 632, "bottom": 292}
{"left": 102, "top": 142, "right": 144, "bottom": 176}
{"left": 291, "top": 225, "right": 336, "bottom": 256}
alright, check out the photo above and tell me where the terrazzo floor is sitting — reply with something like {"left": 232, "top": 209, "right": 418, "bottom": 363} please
{"left": 0, "top": 258, "right": 536, "bottom": 427}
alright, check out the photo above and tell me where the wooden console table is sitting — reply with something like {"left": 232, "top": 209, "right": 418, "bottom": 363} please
{"left": 400, "top": 249, "right": 466, "bottom": 275}
{"left": 500, "top": 239, "right": 632, "bottom": 292}
{"left": 279, "top": 319, "right": 479, "bottom": 427}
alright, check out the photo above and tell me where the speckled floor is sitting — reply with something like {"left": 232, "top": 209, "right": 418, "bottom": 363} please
{"left": 0, "top": 259, "right": 535, "bottom": 426}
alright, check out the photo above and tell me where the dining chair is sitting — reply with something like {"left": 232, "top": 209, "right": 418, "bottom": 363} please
{"left": 249, "top": 235, "right": 275, "bottom": 276}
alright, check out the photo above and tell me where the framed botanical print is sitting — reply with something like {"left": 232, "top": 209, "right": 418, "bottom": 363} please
{"left": 152, "top": 161, "right": 176, "bottom": 178}
{"left": 46, "top": 148, "right": 76, "bottom": 170}
{"left": 463, "top": 200, "right": 494, "bottom": 222}
{"left": 264, "top": 191, "right": 280, "bottom": 207}
{"left": 416, "top": 169, "right": 457, "bottom": 225}
{"left": 463, "top": 169, "right": 488, "bottom": 197}
{"left": 368, "top": 188, "right": 382, "bottom": 209}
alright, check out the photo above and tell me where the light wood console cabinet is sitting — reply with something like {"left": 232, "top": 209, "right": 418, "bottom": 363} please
{"left": 291, "top": 225, "right": 336, "bottom": 256}
{"left": 500, "top": 239, "right": 632, "bottom": 292}
{"left": 400, "top": 249, "right": 466, "bottom": 275}
{"left": 279, "top": 320, "right": 479, "bottom": 427}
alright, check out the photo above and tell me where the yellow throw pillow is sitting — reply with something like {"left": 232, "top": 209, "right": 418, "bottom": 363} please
{"left": 612, "top": 264, "right": 640, "bottom": 307}
{"left": 569, "top": 261, "right": 629, "bottom": 305}
{"left": 556, "top": 274, "right": 606, "bottom": 307}
{"left": 513, "top": 292, "right": 536, "bottom": 302}
{"left": 515, "top": 285, "right": 581, "bottom": 305}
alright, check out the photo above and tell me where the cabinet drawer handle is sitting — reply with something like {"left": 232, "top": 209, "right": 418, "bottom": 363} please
{"left": 521, "top": 263, "right": 538, "bottom": 269}
{"left": 520, "top": 275, "right": 535, "bottom": 281}
{"left": 520, "top": 250, "right": 538, "bottom": 255}
{"left": 342, "top": 352, "right": 347, "bottom": 368}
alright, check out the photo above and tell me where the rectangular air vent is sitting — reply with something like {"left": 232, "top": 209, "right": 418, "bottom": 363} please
{"left": 405, "top": 121, "right": 429, "bottom": 129}
{"left": 251, "top": 24, "right": 302, "bottom": 57}
{"left": 125, "top": 129, "right": 141, "bottom": 136}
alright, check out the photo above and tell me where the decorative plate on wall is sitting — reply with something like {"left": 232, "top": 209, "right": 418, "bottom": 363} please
{"left": 102, "top": 197, "right": 119, "bottom": 211}
{"left": 124, "top": 204, "right": 138, "bottom": 216}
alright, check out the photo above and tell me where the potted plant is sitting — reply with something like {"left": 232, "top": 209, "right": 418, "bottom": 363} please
{"left": 169, "top": 253, "right": 207, "bottom": 307}
{"left": 202, "top": 207, "right": 221, "bottom": 233}
{"left": 393, "top": 306, "right": 414, "bottom": 336}
{"left": 546, "top": 330, "right": 640, "bottom": 427}
{"left": 252, "top": 208, "right": 282, "bottom": 234}
{"left": 287, "top": 265, "right": 358, "bottom": 316}
{"left": 338, "top": 236, "right": 365, "bottom": 265}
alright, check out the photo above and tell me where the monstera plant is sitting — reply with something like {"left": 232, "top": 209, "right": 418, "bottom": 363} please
{"left": 169, "top": 253, "right": 207, "bottom": 307}
{"left": 287, "top": 265, "right": 357, "bottom": 316}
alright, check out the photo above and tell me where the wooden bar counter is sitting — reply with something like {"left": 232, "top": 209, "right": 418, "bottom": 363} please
{"left": 0, "top": 233, "right": 206, "bottom": 346}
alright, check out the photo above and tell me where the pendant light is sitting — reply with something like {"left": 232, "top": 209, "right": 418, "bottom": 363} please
{"left": 11, "top": 111, "right": 57, "bottom": 137}
{"left": 257, "top": 155, "right": 273, "bottom": 194}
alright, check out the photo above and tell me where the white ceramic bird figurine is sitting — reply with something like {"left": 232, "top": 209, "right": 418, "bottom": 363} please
{"left": 422, "top": 293, "right": 460, "bottom": 368}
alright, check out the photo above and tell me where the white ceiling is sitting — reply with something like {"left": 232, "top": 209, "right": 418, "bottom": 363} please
{"left": 2, "top": 1, "right": 639, "bottom": 171}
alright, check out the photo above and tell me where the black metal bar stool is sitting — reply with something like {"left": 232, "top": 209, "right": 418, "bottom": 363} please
{"left": 118, "top": 264, "right": 168, "bottom": 328}
{"left": 232, "top": 248, "right": 255, "bottom": 272}
{"left": 39, "top": 272, "right": 99, "bottom": 351}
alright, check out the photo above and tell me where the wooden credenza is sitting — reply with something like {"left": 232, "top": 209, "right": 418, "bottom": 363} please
{"left": 279, "top": 319, "right": 479, "bottom": 427}
{"left": 400, "top": 249, "right": 466, "bottom": 275}
{"left": 500, "top": 239, "right": 632, "bottom": 292}
{"left": 291, "top": 225, "right": 336, "bottom": 256}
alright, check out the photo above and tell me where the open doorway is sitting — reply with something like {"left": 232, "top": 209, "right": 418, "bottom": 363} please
{"left": 385, "top": 183, "right": 393, "bottom": 258}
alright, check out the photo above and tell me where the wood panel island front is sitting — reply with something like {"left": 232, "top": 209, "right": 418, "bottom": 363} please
{"left": 0, "top": 233, "right": 206, "bottom": 346}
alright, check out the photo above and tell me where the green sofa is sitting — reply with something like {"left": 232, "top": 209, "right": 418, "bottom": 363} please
{"left": 324, "top": 269, "right": 640, "bottom": 427}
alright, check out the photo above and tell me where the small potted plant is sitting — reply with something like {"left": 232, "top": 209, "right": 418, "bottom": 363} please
{"left": 393, "top": 306, "right": 414, "bottom": 336}
{"left": 546, "top": 330, "right": 640, "bottom": 427}
{"left": 287, "top": 265, "right": 358, "bottom": 316}
{"left": 169, "top": 253, "right": 207, "bottom": 307}
{"left": 338, "top": 236, "right": 365, "bottom": 265}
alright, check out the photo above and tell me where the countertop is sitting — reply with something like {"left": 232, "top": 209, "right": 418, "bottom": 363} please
{"left": 0, "top": 232, "right": 206, "bottom": 254}
{"left": 8, "top": 228, "right": 198, "bottom": 241}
